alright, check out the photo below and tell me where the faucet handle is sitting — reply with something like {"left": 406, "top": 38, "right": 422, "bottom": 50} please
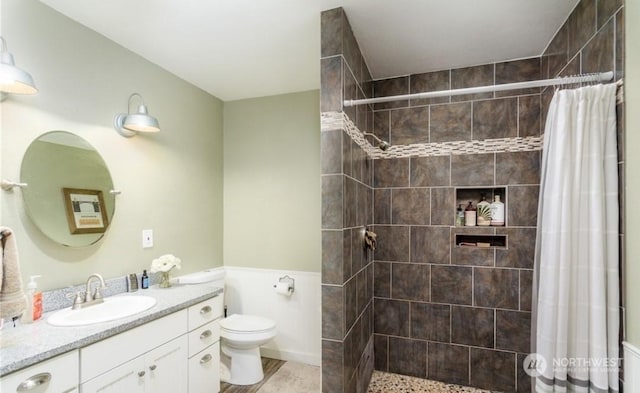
{"left": 69, "top": 292, "right": 85, "bottom": 309}
{"left": 93, "top": 286, "right": 104, "bottom": 300}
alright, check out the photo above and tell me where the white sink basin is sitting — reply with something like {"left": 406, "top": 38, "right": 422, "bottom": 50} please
{"left": 48, "top": 295, "right": 157, "bottom": 327}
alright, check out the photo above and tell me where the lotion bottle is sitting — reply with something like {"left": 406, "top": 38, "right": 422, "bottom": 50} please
{"left": 490, "top": 195, "right": 505, "bottom": 226}
{"left": 21, "top": 275, "right": 43, "bottom": 323}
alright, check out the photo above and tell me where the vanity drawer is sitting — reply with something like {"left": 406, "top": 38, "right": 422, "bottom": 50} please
{"left": 188, "top": 320, "right": 220, "bottom": 357}
{"left": 188, "top": 341, "right": 220, "bottom": 393}
{"left": 187, "top": 295, "right": 222, "bottom": 331}
{"left": 80, "top": 309, "right": 187, "bottom": 383}
{"left": 1, "top": 350, "right": 79, "bottom": 393}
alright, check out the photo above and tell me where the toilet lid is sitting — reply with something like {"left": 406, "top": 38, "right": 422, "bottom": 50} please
{"left": 219, "top": 314, "right": 276, "bottom": 333}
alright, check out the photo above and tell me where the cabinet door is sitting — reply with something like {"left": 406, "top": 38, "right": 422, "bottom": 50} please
{"left": 145, "top": 335, "right": 188, "bottom": 393}
{"left": 81, "top": 356, "right": 145, "bottom": 393}
{"left": 188, "top": 341, "right": 220, "bottom": 393}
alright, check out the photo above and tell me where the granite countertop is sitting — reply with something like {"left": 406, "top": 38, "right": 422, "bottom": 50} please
{"left": 0, "top": 282, "right": 223, "bottom": 377}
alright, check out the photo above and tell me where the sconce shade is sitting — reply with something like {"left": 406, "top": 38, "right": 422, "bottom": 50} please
{"left": 0, "top": 37, "right": 37, "bottom": 95}
{"left": 114, "top": 93, "right": 160, "bottom": 137}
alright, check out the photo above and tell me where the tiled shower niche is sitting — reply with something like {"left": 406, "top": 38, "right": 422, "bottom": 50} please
{"left": 455, "top": 186, "right": 508, "bottom": 227}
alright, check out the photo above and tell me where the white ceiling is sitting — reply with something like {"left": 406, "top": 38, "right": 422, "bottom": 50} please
{"left": 39, "top": 0, "right": 579, "bottom": 101}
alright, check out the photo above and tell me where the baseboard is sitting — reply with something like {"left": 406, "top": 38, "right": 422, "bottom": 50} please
{"left": 261, "top": 347, "right": 321, "bottom": 367}
{"left": 623, "top": 341, "right": 640, "bottom": 392}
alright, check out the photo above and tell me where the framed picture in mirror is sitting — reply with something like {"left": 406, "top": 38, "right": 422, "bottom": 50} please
{"left": 62, "top": 188, "right": 109, "bottom": 234}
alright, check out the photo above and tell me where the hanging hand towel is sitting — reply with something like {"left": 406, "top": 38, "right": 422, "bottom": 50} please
{"left": 0, "top": 227, "right": 27, "bottom": 319}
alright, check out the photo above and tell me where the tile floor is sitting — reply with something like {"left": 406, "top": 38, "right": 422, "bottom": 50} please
{"left": 220, "top": 358, "right": 285, "bottom": 393}
{"left": 220, "top": 358, "right": 496, "bottom": 393}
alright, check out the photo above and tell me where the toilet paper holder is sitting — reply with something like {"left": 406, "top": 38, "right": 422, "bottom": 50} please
{"left": 273, "top": 275, "right": 295, "bottom": 294}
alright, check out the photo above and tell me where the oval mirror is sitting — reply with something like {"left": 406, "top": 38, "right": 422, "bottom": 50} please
{"left": 20, "top": 131, "right": 115, "bottom": 247}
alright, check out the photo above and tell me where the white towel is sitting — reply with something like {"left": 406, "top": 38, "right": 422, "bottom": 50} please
{"left": 0, "top": 227, "right": 27, "bottom": 319}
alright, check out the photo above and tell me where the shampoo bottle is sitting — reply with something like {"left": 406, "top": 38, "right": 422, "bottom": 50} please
{"left": 490, "top": 195, "right": 505, "bottom": 226}
{"left": 21, "top": 275, "right": 43, "bottom": 324}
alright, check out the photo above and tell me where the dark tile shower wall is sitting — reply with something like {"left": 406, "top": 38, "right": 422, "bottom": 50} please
{"left": 373, "top": 151, "right": 540, "bottom": 393}
{"left": 321, "top": 8, "right": 376, "bottom": 393}
{"left": 369, "top": 1, "right": 624, "bottom": 392}
{"left": 369, "top": 49, "right": 543, "bottom": 393}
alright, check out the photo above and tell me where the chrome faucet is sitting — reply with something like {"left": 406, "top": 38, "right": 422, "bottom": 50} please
{"left": 71, "top": 273, "right": 107, "bottom": 310}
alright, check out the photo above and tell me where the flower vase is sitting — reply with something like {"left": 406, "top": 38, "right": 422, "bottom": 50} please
{"left": 159, "top": 271, "right": 172, "bottom": 288}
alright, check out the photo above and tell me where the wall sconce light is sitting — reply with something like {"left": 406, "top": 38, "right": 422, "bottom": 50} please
{"left": 0, "top": 36, "right": 38, "bottom": 100}
{"left": 113, "top": 93, "right": 161, "bottom": 137}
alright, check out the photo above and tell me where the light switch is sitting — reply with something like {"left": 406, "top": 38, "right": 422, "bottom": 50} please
{"left": 142, "top": 229, "right": 153, "bottom": 248}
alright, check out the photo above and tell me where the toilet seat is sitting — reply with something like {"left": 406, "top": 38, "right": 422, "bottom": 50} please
{"left": 219, "top": 313, "right": 278, "bottom": 385}
{"left": 220, "top": 314, "right": 276, "bottom": 334}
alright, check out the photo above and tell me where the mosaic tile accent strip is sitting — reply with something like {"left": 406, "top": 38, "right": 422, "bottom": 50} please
{"left": 321, "top": 111, "right": 543, "bottom": 159}
{"left": 367, "top": 371, "right": 492, "bottom": 393}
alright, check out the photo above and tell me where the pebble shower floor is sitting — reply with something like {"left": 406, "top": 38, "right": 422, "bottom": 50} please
{"left": 367, "top": 371, "right": 495, "bottom": 393}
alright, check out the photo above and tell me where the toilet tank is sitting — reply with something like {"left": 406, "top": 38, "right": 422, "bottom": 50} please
{"left": 209, "top": 268, "right": 226, "bottom": 289}
{"left": 173, "top": 268, "right": 225, "bottom": 289}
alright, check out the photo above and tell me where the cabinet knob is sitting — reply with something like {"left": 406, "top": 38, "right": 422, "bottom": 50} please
{"left": 199, "top": 305, "right": 212, "bottom": 315}
{"left": 149, "top": 364, "right": 157, "bottom": 371}
{"left": 17, "top": 373, "right": 51, "bottom": 391}
{"left": 200, "top": 330, "right": 212, "bottom": 340}
{"left": 200, "top": 354, "right": 213, "bottom": 364}
{"left": 138, "top": 371, "right": 146, "bottom": 377}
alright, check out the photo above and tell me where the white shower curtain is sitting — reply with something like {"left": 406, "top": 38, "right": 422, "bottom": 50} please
{"left": 534, "top": 84, "right": 619, "bottom": 393}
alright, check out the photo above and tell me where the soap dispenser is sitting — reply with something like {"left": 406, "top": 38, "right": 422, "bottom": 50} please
{"left": 21, "top": 275, "right": 43, "bottom": 324}
{"left": 141, "top": 270, "right": 149, "bottom": 289}
{"left": 464, "top": 201, "right": 476, "bottom": 226}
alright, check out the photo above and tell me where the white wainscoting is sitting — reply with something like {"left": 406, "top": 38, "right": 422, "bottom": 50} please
{"left": 223, "top": 266, "right": 321, "bottom": 366}
{"left": 623, "top": 341, "right": 640, "bottom": 392}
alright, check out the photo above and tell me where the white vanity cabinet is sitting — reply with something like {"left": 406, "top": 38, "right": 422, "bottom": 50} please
{"left": 0, "top": 291, "right": 223, "bottom": 393}
{"left": 80, "top": 310, "right": 188, "bottom": 393}
{"left": 187, "top": 296, "right": 222, "bottom": 393}
{"left": 0, "top": 350, "right": 79, "bottom": 393}
{"left": 81, "top": 336, "right": 188, "bottom": 393}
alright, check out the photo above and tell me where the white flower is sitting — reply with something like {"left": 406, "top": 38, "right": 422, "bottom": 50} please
{"left": 150, "top": 254, "right": 182, "bottom": 273}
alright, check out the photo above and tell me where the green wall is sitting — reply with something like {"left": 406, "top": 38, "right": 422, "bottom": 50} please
{"left": 625, "top": 1, "right": 639, "bottom": 346}
{"left": 1, "top": 0, "right": 224, "bottom": 290}
{"left": 223, "top": 91, "right": 321, "bottom": 272}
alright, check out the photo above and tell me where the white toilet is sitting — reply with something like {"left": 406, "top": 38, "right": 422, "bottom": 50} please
{"left": 219, "top": 314, "right": 277, "bottom": 385}
{"left": 205, "top": 269, "right": 277, "bottom": 386}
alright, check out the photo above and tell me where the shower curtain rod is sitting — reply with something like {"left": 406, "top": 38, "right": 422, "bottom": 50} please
{"left": 343, "top": 71, "right": 614, "bottom": 107}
